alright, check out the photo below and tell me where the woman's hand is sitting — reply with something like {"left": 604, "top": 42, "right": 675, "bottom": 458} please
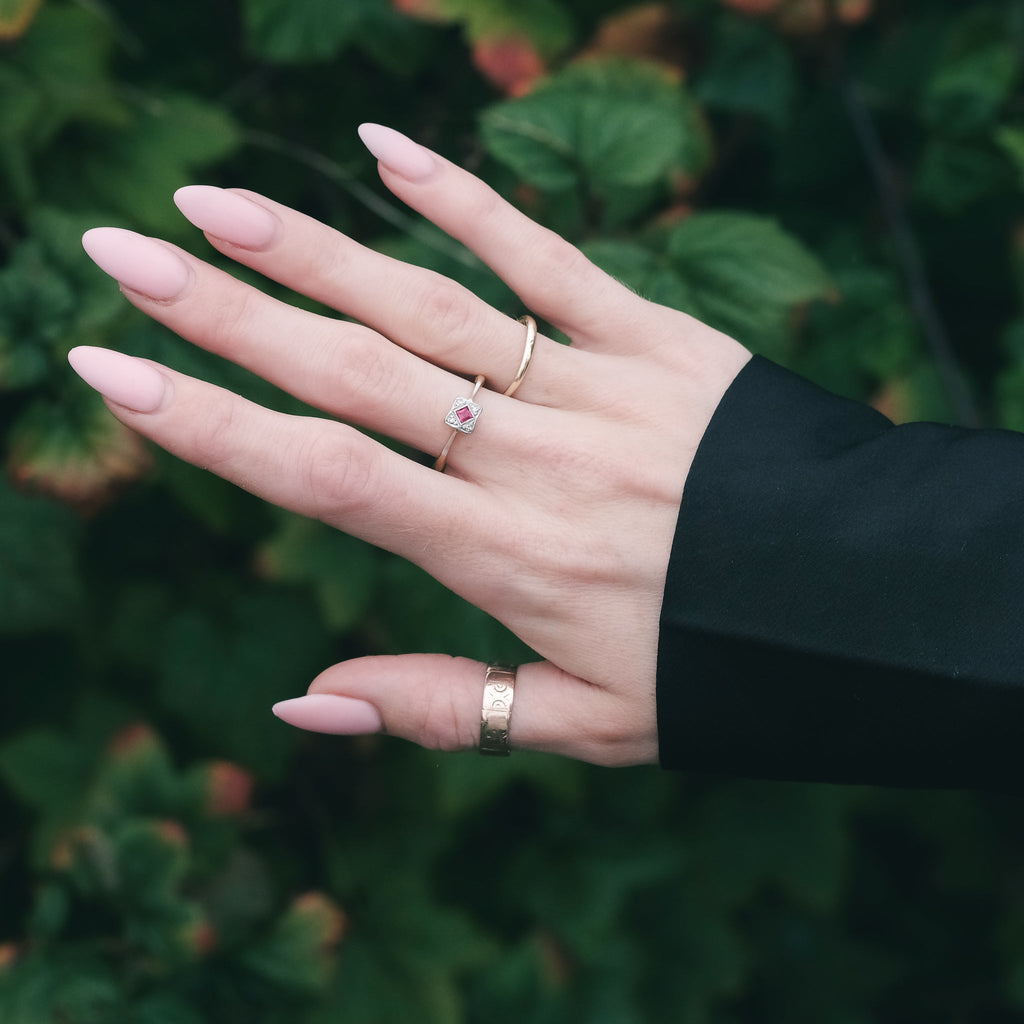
{"left": 69, "top": 124, "right": 750, "bottom": 766}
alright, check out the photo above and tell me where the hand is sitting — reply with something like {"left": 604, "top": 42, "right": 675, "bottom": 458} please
{"left": 69, "top": 124, "right": 750, "bottom": 766}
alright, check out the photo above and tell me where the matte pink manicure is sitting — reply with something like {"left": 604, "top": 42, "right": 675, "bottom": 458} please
{"left": 82, "top": 228, "right": 190, "bottom": 300}
{"left": 174, "top": 186, "right": 279, "bottom": 250}
{"left": 357, "top": 123, "right": 437, "bottom": 183}
{"left": 272, "top": 694, "right": 383, "bottom": 735}
{"left": 68, "top": 347, "right": 168, "bottom": 413}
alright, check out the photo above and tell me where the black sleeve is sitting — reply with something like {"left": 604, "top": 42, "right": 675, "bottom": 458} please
{"left": 657, "top": 355, "right": 1024, "bottom": 788}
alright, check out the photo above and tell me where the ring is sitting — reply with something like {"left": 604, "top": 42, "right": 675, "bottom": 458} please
{"left": 480, "top": 663, "right": 517, "bottom": 756}
{"left": 503, "top": 315, "right": 537, "bottom": 398}
{"left": 434, "top": 374, "right": 485, "bottom": 472}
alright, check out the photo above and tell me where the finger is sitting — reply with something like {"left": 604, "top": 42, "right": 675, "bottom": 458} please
{"left": 80, "top": 227, "right": 536, "bottom": 462}
{"left": 357, "top": 123, "right": 651, "bottom": 348}
{"left": 66, "top": 346, "right": 493, "bottom": 568}
{"left": 172, "top": 186, "right": 580, "bottom": 406}
{"left": 276, "top": 654, "right": 657, "bottom": 767}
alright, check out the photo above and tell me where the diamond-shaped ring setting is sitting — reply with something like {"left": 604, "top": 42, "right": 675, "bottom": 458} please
{"left": 445, "top": 397, "right": 482, "bottom": 434}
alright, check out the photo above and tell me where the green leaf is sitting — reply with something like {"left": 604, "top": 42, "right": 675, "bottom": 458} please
{"left": 441, "top": 0, "right": 573, "bottom": 55}
{"left": 580, "top": 238, "right": 694, "bottom": 310}
{"left": 665, "top": 212, "right": 833, "bottom": 353}
{"left": 0, "top": 954, "right": 121, "bottom": 1024}
{"left": 241, "top": 892, "right": 344, "bottom": 994}
{"left": 915, "top": 137, "right": 1010, "bottom": 212}
{"left": 432, "top": 749, "right": 584, "bottom": 818}
{"left": 0, "top": 728, "right": 89, "bottom": 813}
{"left": 242, "top": 0, "right": 400, "bottom": 63}
{"left": 996, "top": 125, "right": 1024, "bottom": 189}
{"left": 158, "top": 591, "right": 330, "bottom": 779}
{"left": 0, "top": 476, "right": 81, "bottom": 633}
{"left": 691, "top": 782, "right": 850, "bottom": 911}
{"left": 924, "top": 8, "right": 1019, "bottom": 134}
{"left": 81, "top": 94, "right": 241, "bottom": 233}
{"left": 5, "top": 5, "right": 125, "bottom": 149}
{"left": 481, "top": 58, "right": 710, "bottom": 194}
{"left": 257, "top": 513, "right": 379, "bottom": 632}
{"left": 694, "top": 19, "right": 796, "bottom": 127}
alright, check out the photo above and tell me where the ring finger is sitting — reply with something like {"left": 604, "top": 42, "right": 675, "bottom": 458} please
{"left": 81, "top": 226, "right": 549, "bottom": 469}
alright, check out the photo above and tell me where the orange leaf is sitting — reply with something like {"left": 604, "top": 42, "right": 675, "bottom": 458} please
{"left": 0, "top": 0, "right": 43, "bottom": 41}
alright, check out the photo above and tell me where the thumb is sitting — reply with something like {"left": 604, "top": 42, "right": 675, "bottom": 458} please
{"left": 271, "top": 654, "right": 654, "bottom": 766}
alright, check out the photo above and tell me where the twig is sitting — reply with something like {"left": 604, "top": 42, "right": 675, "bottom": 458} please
{"left": 837, "top": 73, "right": 982, "bottom": 427}
{"left": 242, "top": 130, "right": 480, "bottom": 269}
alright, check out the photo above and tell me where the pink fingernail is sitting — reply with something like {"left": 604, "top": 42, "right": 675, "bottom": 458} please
{"left": 82, "top": 228, "right": 190, "bottom": 300}
{"left": 357, "top": 123, "right": 437, "bottom": 183}
{"left": 272, "top": 694, "right": 383, "bottom": 735}
{"left": 68, "top": 347, "right": 168, "bottom": 413}
{"left": 174, "top": 186, "right": 280, "bottom": 250}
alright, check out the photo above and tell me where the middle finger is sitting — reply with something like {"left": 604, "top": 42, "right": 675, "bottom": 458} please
{"left": 172, "top": 185, "right": 581, "bottom": 406}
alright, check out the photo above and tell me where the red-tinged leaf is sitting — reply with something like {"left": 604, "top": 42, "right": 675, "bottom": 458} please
{"left": 777, "top": 0, "right": 826, "bottom": 34}
{"left": 838, "top": 0, "right": 872, "bottom": 24}
{"left": 203, "top": 761, "right": 255, "bottom": 817}
{"left": 107, "top": 723, "right": 161, "bottom": 761}
{"left": 391, "top": 0, "right": 446, "bottom": 19}
{"left": 180, "top": 918, "right": 218, "bottom": 958}
{"left": 290, "top": 892, "right": 348, "bottom": 949}
{"left": 472, "top": 36, "right": 545, "bottom": 96}
{"left": 580, "top": 3, "right": 688, "bottom": 75}
{"left": 8, "top": 398, "right": 152, "bottom": 513}
{"left": 719, "top": 0, "right": 782, "bottom": 15}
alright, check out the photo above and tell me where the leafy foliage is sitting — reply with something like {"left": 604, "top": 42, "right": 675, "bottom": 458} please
{"left": 2, "top": 0, "right": 1024, "bottom": 1021}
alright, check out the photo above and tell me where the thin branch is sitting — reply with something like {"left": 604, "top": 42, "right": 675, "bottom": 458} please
{"left": 241, "top": 130, "right": 480, "bottom": 269}
{"left": 837, "top": 74, "right": 982, "bottom": 427}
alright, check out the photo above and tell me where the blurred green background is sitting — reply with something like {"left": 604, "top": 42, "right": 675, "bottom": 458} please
{"left": 3, "top": 0, "right": 1024, "bottom": 1020}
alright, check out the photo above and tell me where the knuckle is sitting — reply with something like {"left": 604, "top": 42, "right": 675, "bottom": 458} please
{"left": 461, "top": 181, "right": 505, "bottom": 230}
{"left": 418, "top": 683, "right": 469, "bottom": 752}
{"left": 187, "top": 398, "right": 241, "bottom": 472}
{"left": 338, "top": 327, "right": 400, "bottom": 410}
{"left": 530, "top": 232, "right": 593, "bottom": 297}
{"left": 416, "top": 280, "right": 478, "bottom": 353}
{"left": 202, "top": 287, "right": 261, "bottom": 354}
{"left": 295, "top": 429, "right": 378, "bottom": 521}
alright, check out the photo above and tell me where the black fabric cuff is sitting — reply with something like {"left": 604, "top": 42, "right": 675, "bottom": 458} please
{"left": 657, "top": 356, "right": 1024, "bottom": 788}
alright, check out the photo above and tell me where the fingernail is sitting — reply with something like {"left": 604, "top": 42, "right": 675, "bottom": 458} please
{"left": 357, "top": 123, "right": 437, "bottom": 183}
{"left": 272, "top": 694, "right": 383, "bottom": 735}
{"left": 174, "top": 186, "right": 280, "bottom": 250}
{"left": 83, "top": 227, "right": 191, "bottom": 300}
{"left": 68, "top": 347, "right": 169, "bottom": 413}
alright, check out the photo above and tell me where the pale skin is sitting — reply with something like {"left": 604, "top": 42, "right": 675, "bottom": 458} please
{"left": 69, "top": 124, "right": 751, "bottom": 767}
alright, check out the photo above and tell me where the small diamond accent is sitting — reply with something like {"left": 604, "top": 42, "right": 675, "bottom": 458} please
{"left": 445, "top": 397, "right": 481, "bottom": 433}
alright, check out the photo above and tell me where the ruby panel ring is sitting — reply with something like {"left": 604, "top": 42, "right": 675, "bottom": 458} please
{"left": 434, "top": 374, "right": 486, "bottom": 472}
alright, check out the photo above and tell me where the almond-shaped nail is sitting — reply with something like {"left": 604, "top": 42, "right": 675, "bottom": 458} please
{"left": 82, "top": 227, "right": 190, "bottom": 300}
{"left": 68, "top": 347, "right": 169, "bottom": 413}
{"left": 174, "top": 186, "right": 280, "bottom": 250}
{"left": 357, "top": 123, "right": 437, "bottom": 183}
{"left": 272, "top": 694, "right": 383, "bottom": 735}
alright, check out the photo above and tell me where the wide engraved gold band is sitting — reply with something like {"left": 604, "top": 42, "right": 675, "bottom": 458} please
{"left": 480, "top": 663, "right": 517, "bottom": 756}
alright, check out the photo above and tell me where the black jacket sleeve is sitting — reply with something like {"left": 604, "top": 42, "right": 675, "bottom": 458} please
{"left": 657, "top": 355, "right": 1024, "bottom": 788}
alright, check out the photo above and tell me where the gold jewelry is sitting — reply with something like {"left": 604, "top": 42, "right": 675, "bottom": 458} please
{"left": 480, "top": 663, "right": 517, "bottom": 756}
{"left": 434, "top": 374, "right": 485, "bottom": 472}
{"left": 503, "top": 315, "right": 536, "bottom": 397}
